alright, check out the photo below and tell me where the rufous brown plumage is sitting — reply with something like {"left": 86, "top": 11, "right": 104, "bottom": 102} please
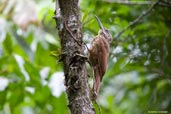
{"left": 89, "top": 16, "right": 112, "bottom": 100}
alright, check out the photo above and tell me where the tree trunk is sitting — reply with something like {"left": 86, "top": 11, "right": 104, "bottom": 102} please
{"left": 54, "top": 0, "right": 95, "bottom": 114}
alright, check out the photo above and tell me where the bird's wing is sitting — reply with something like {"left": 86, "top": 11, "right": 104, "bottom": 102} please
{"left": 97, "top": 38, "right": 109, "bottom": 79}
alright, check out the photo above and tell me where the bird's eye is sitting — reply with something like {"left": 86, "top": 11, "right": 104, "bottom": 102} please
{"left": 105, "top": 29, "right": 109, "bottom": 33}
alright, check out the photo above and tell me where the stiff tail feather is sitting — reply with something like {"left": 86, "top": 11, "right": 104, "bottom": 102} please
{"left": 92, "top": 69, "right": 101, "bottom": 100}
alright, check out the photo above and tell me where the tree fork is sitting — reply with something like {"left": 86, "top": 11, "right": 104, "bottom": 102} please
{"left": 54, "top": 0, "right": 95, "bottom": 114}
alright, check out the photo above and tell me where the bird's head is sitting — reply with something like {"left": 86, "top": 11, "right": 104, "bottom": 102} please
{"left": 95, "top": 15, "right": 112, "bottom": 43}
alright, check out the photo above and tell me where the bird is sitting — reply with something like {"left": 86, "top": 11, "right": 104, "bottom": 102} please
{"left": 89, "top": 16, "right": 112, "bottom": 100}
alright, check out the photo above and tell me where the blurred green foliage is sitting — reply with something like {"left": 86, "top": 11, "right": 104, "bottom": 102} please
{"left": 0, "top": 0, "right": 67, "bottom": 114}
{"left": 0, "top": 0, "right": 171, "bottom": 114}
{"left": 81, "top": 0, "right": 171, "bottom": 114}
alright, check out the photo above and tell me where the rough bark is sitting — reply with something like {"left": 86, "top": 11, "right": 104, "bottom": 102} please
{"left": 54, "top": 0, "right": 95, "bottom": 114}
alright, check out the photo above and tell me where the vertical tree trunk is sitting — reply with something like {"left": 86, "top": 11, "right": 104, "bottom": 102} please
{"left": 54, "top": 0, "right": 95, "bottom": 114}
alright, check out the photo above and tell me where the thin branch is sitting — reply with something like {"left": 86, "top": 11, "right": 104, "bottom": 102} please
{"left": 158, "top": 1, "right": 171, "bottom": 7}
{"left": 103, "top": 0, "right": 171, "bottom": 7}
{"left": 64, "top": 19, "right": 82, "bottom": 46}
{"left": 103, "top": 0, "right": 154, "bottom": 5}
{"left": 114, "top": 0, "right": 160, "bottom": 40}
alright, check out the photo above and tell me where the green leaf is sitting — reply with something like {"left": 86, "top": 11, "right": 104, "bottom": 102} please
{"left": 3, "top": 33, "right": 13, "bottom": 54}
{"left": 0, "top": 91, "right": 7, "bottom": 109}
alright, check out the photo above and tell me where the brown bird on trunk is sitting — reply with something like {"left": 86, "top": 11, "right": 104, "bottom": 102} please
{"left": 89, "top": 16, "right": 112, "bottom": 100}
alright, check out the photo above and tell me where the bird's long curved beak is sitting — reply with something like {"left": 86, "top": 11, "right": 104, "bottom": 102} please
{"left": 95, "top": 15, "right": 105, "bottom": 31}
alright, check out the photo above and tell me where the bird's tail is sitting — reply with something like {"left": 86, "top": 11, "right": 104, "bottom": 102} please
{"left": 92, "top": 69, "right": 101, "bottom": 100}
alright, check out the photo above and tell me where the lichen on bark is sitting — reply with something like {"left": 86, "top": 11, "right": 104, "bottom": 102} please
{"left": 54, "top": 0, "right": 95, "bottom": 114}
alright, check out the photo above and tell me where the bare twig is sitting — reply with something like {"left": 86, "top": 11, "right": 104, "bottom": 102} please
{"left": 104, "top": 0, "right": 154, "bottom": 5}
{"left": 64, "top": 19, "right": 82, "bottom": 46}
{"left": 64, "top": 18, "right": 91, "bottom": 52}
{"left": 103, "top": 0, "right": 171, "bottom": 7}
{"left": 113, "top": 0, "right": 160, "bottom": 40}
{"left": 158, "top": 2, "right": 171, "bottom": 7}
